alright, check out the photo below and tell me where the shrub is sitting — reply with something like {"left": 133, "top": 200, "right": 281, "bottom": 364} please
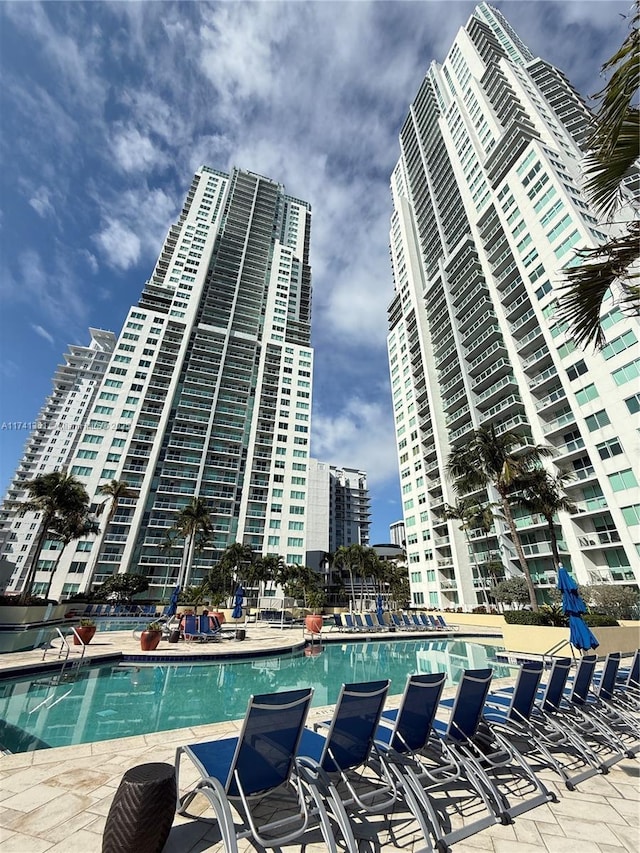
{"left": 503, "top": 610, "right": 549, "bottom": 625}
{"left": 583, "top": 613, "right": 618, "bottom": 627}
{"left": 472, "top": 605, "right": 487, "bottom": 614}
{"left": 503, "top": 609, "right": 618, "bottom": 628}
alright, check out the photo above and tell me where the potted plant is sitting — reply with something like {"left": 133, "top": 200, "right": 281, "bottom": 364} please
{"left": 140, "top": 621, "right": 163, "bottom": 652}
{"left": 305, "top": 591, "right": 326, "bottom": 635}
{"left": 73, "top": 618, "right": 97, "bottom": 645}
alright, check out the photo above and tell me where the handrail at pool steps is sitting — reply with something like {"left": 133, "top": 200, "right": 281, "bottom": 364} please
{"left": 41, "top": 625, "right": 88, "bottom": 676}
{"left": 543, "top": 638, "right": 576, "bottom": 666}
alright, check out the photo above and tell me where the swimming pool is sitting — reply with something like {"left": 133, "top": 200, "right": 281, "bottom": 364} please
{"left": 0, "top": 638, "right": 510, "bottom": 754}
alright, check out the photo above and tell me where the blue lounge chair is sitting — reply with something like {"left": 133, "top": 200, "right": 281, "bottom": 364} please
{"left": 176, "top": 688, "right": 341, "bottom": 850}
{"left": 390, "top": 613, "right": 410, "bottom": 631}
{"left": 606, "top": 649, "right": 640, "bottom": 711}
{"left": 182, "top": 614, "right": 207, "bottom": 642}
{"left": 376, "top": 671, "right": 499, "bottom": 849}
{"left": 435, "top": 614, "right": 458, "bottom": 631}
{"left": 432, "top": 668, "right": 556, "bottom": 825}
{"left": 296, "top": 680, "right": 399, "bottom": 848}
{"left": 483, "top": 660, "right": 605, "bottom": 790}
{"left": 427, "top": 615, "right": 443, "bottom": 630}
{"left": 568, "top": 653, "right": 639, "bottom": 757}
{"left": 363, "top": 613, "right": 380, "bottom": 631}
{"left": 352, "top": 613, "right": 370, "bottom": 632}
{"left": 538, "top": 656, "right": 631, "bottom": 770}
{"left": 331, "top": 614, "right": 345, "bottom": 632}
{"left": 198, "top": 614, "right": 222, "bottom": 641}
{"left": 372, "top": 613, "right": 390, "bottom": 630}
{"left": 343, "top": 614, "right": 359, "bottom": 632}
{"left": 400, "top": 613, "right": 419, "bottom": 631}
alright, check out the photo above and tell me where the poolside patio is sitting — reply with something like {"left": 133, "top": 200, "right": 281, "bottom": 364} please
{"left": 0, "top": 625, "right": 637, "bottom": 851}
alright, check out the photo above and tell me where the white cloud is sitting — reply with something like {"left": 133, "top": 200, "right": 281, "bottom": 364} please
{"left": 93, "top": 218, "right": 142, "bottom": 271}
{"left": 28, "top": 186, "right": 55, "bottom": 219}
{"left": 312, "top": 398, "right": 398, "bottom": 487}
{"left": 111, "top": 126, "right": 167, "bottom": 174}
{"left": 31, "top": 324, "right": 55, "bottom": 344}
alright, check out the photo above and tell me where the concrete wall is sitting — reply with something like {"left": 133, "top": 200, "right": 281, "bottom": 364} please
{"left": 501, "top": 622, "right": 640, "bottom": 658}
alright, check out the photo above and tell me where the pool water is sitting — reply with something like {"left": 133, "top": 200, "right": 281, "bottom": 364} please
{"left": 0, "top": 638, "right": 509, "bottom": 753}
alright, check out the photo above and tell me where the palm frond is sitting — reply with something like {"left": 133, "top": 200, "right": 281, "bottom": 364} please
{"left": 557, "top": 223, "right": 640, "bottom": 348}
{"left": 584, "top": 111, "right": 640, "bottom": 217}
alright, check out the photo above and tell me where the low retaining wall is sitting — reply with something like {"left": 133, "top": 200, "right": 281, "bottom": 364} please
{"left": 0, "top": 604, "right": 68, "bottom": 626}
{"left": 502, "top": 622, "right": 639, "bottom": 658}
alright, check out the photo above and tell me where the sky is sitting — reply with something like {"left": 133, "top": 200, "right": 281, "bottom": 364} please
{"left": 0, "top": 0, "right": 632, "bottom": 545}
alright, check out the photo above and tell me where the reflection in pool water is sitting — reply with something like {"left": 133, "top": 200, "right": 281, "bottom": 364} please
{"left": 0, "top": 638, "right": 509, "bottom": 754}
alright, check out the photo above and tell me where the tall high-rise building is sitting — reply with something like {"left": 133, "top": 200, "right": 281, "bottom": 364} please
{"left": 387, "top": 3, "right": 639, "bottom": 609}
{"left": 3, "top": 167, "right": 314, "bottom": 599}
{"left": 0, "top": 329, "right": 116, "bottom": 596}
{"left": 305, "top": 460, "right": 371, "bottom": 572}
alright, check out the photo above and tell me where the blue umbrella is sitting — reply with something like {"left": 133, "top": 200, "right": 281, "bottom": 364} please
{"left": 232, "top": 585, "right": 244, "bottom": 620}
{"left": 376, "top": 594, "right": 384, "bottom": 622}
{"left": 166, "top": 585, "right": 180, "bottom": 618}
{"left": 557, "top": 565, "right": 599, "bottom": 651}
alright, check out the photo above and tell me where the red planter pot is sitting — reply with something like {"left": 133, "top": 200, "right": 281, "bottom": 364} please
{"left": 73, "top": 626, "right": 96, "bottom": 645}
{"left": 305, "top": 615, "right": 323, "bottom": 635}
{"left": 140, "top": 630, "right": 162, "bottom": 651}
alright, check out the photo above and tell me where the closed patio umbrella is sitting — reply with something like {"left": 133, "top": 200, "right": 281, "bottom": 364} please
{"left": 232, "top": 585, "right": 244, "bottom": 620}
{"left": 166, "top": 585, "right": 180, "bottom": 618}
{"left": 376, "top": 594, "right": 384, "bottom": 623}
{"left": 557, "top": 564, "right": 599, "bottom": 652}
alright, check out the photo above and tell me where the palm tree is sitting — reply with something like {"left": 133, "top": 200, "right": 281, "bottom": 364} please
{"left": 83, "top": 479, "right": 132, "bottom": 594}
{"left": 18, "top": 471, "right": 89, "bottom": 604}
{"left": 442, "top": 498, "right": 494, "bottom": 605}
{"left": 446, "top": 426, "right": 552, "bottom": 611}
{"left": 248, "top": 553, "right": 285, "bottom": 598}
{"left": 167, "top": 497, "right": 213, "bottom": 589}
{"left": 332, "top": 543, "right": 371, "bottom": 608}
{"left": 559, "top": 3, "right": 639, "bottom": 347}
{"left": 516, "top": 469, "right": 578, "bottom": 569}
{"left": 45, "top": 511, "right": 99, "bottom": 600}
{"left": 216, "top": 542, "right": 255, "bottom": 600}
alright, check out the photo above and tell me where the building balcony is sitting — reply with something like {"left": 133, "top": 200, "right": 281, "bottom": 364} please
{"left": 530, "top": 365, "right": 559, "bottom": 390}
{"left": 573, "top": 465, "right": 598, "bottom": 483}
{"left": 578, "top": 530, "right": 622, "bottom": 548}
{"left": 515, "top": 325, "right": 545, "bottom": 354}
{"left": 478, "top": 394, "right": 522, "bottom": 423}
{"left": 535, "top": 387, "right": 567, "bottom": 412}
{"left": 445, "top": 403, "right": 471, "bottom": 427}
{"left": 553, "top": 436, "right": 586, "bottom": 459}
{"left": 449, "top": 420, "right": 474, "bottom": 442}
{"left": 462, "top": 324, "right": 502, "bottom": 358}
{"left": 475, "top": 375, "right": 519, "bottom": 407}
{"left": 541, "top": 408, "right": 577, "bottom": 435}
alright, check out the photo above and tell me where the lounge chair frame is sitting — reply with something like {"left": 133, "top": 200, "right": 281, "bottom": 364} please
{"left": 296, "top": 680, "right": 399, "bottom": 849}
{"left": 176, "top": 687, "right": 341, "bottom": 851}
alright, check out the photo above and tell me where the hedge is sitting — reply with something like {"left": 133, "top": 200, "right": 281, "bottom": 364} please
{"left": 503, "top": 609, "right": 618, "bottom": 627}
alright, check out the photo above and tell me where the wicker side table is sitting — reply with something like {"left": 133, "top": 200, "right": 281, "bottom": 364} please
{"left": 102, "top": 762, "right": 176, "bottom": 853}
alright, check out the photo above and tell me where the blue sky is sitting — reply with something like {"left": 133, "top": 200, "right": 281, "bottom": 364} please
{"left": 0, "top": 1, "right": 631, "bottom": 545}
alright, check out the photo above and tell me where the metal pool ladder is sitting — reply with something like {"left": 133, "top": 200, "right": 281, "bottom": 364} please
{"left": 41, "top": 626, "right": 88, "bottom": 677}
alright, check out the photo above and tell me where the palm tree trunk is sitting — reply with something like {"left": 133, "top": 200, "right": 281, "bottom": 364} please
{"left": 83, "top": 523, "right": 107, "bottom": 595}
{"left": 178, "top": 533, "right": 195, "bottom": 588}
{"left": 43, "top": 543, "right": 67, "bottom": 600}
{"left": 500, "top": 495, "right": 538, "bottom": 611}
{"left": 546, "top": 515, "right": 561, "bottom": 567}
